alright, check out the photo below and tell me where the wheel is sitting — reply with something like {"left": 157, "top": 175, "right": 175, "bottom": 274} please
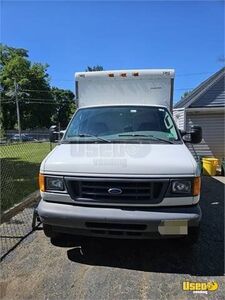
{"left": 43, "top": 224, "right": 58, "bottom": 238}
{"left": 182, "top": 226, "right": 200, "bottom": 245}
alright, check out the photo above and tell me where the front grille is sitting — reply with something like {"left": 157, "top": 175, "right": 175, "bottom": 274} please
{"left": 85, "top": 222, "right": 147, "bottom": 230}
{"left": 65, "top": 177, "right": 169, "bottom": 206}
{"left": 90, "top": 230, "right": 143, "bottom": 237}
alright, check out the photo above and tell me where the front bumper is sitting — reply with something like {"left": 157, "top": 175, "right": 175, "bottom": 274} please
{"left": 38, "top": 199, "right": 201, "bottom": 239}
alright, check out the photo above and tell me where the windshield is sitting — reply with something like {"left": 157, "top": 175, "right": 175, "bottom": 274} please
{"left": 64, "top": 106, "right": 180, "bottom": 143}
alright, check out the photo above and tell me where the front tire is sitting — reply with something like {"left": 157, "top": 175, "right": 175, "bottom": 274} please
{"left": 43, "top": 224, "right": 58, "bottom": 238}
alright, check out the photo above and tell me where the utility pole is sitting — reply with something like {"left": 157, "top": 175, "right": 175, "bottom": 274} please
{"left": 14, "top": 81, "right": 22, "bottom": 141}
{"left": 54, "top": 94, "right": 61, "bottom": 141}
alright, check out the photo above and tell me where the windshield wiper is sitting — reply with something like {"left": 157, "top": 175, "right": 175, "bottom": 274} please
{"left": 77, "top": 133, "right": 111, "bottom": 143}
{"left": 118, "top": 134, "right": 174, "bottom": 144}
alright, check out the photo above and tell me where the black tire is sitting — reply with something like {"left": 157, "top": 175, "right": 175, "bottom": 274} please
{"left": 43, "top": 224, "right": 58, "bottom": 238}
{"left": 183, "top": 226, "right": 200, "bottom": 245}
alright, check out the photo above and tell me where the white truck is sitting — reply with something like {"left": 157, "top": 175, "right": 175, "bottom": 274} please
{"left": 38, "top": 69, "right": 202, "bottom": 244}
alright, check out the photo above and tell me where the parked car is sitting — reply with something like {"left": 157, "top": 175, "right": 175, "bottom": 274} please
{"left": 11, "top": 133, "right": 34, "bottom": 142}
{"left": 38, "top": 69, "right": 202, "bottom": 244}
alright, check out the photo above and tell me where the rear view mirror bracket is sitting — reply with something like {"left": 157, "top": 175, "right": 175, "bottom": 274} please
{"left": 49, "top": 125, "right": 59, "bottom": 143}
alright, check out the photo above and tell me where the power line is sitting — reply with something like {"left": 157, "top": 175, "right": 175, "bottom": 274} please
{"left": 21, "top": 102, "right": 58, "bottom": 105}
{"left": 52, "top": 79, "right": 74, "bottom": 82}
{"left": 1, "top": 101, "right": 59, "bottom": 105}
{"left": 21, "top": 88, "right": 75, "bottom": 93}
{"left": 21, "top": 89, "right": 52, "bottom": 93}
{"left": 20, "top": 98, "right": 55, "bottom": 101}
{"left": 1, "top": 97, "right": 73, "bottom": 102}
{"left": 174, "top": 88, "right": 193, "bottom": 90}
{"left": 1, "top": 98, "right": 75, "bottom": 105}
{"left": 176, "top": 71, "right": 214, "bottom": 77}
{"left": 1, "top": 99, "right": 54, "bottom": 102}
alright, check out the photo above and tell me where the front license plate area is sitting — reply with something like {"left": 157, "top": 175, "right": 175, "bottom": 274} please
{"left": 158, "top": 220, "right": 188, "bottom": 235}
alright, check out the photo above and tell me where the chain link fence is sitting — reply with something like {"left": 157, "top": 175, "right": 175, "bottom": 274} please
{"left": 0, "top": 141, "right": 52, "bottom": 259}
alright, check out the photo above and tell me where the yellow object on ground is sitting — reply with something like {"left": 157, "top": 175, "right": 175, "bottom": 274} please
{"left": 202, "top": 157, "right": 219, "bottom": 176}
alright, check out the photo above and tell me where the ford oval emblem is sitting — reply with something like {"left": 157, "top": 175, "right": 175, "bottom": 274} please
{"left": 108, "top": 188, "right": 122, "bottom": 195}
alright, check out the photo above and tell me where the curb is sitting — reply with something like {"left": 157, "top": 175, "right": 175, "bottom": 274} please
{"left": 1, "top": 190, "right": 41, "bottom": 224}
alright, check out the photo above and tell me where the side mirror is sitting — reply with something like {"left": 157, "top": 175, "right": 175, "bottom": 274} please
{"left": 60, "top": 130, "right": 66, "bottom": 139}
{"left": 179, "top": 129, "right": 186, "bottom": 137}
{"left": 190, "top": 125, "right": 202, "bottom": 144}
{"left": 49, "top": 125, "right": 59, "bottom": 143}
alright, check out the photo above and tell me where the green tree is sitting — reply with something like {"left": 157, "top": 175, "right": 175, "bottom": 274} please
{"left": 1, "top": 44, "right": 30, "bottom": 130}
{"left": 86, "top": 65, "right": 104, "bottom": 72}
{"left": 21, "top": 63, "right": 54, "bottom": 129}
{"left": 181, "top": 91, "right": 191, "bottom": 100}
{"left": 51, "top": 88, "right": 75, "bottom": 128}
{"left": 0, "top": 44, "right": 54, "bottom": 130}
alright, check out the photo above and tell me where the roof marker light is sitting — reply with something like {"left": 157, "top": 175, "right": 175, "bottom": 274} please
{"left": 132, "top": 72, "right": 139, "bottom": 76}
{"left": 108, "top": 73, "right": 114, "bottom": 77}
{"left": 120, "top": 73, "right": 127, "bottom": 77}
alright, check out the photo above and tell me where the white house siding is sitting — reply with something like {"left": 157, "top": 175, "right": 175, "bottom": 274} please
{"left": 173, "top": 108, "right": 186, "bottom": 130}
{"left": 186, "top": 112, "right": 225, "bottom": 161}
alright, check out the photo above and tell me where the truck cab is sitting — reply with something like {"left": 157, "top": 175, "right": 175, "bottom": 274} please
{"left": 38, "top": 69, "right": 202, "bottom": 243}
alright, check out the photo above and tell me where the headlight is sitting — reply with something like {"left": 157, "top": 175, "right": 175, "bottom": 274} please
{"left": 45, "top": 177, "right": 65, "bottom": 191}
{"left": 171, "top": 180, "right": 191, "bottom": 194}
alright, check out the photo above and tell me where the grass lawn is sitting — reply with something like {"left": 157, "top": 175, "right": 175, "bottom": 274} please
{"left": 1, "top": 142, "right": 52, "bottom": 212}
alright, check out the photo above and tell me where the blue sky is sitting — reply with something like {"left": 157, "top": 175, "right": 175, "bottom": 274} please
{"left": 2, "top": 0, "right": 224, "bottom": 102}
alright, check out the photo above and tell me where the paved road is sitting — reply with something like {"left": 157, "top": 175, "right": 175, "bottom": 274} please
{"left": 1, "top": 176, "right": 224, "bottom": 300}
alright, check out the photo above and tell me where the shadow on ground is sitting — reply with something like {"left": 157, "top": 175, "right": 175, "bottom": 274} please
{"left": 51, "top": 176, "right": 224, "bottom": 276}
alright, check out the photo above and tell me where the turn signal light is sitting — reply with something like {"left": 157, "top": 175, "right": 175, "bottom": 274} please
{"left": 193, "top": 177, "right": 201, "bottom": 196}
{"left": 39, "top": 173, "right": 45, "bottom": 192}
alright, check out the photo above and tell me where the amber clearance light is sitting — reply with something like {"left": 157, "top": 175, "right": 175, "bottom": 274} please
{"left": 39, "top": 173, "right": 45, "bottom": 192}
{"left": 193, "top": 176, "right": 201, "bottom": 196}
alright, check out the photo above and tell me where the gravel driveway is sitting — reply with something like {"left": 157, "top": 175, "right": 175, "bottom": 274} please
{"left": 1, "top": 176, "right": 224, "bottom": 300}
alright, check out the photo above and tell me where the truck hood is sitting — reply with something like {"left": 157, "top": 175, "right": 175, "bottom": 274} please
{"left": 41, "top": 143, "right": 197, "bottom": 176}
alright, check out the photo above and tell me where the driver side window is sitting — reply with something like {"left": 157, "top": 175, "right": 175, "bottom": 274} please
{"left": 163, "top": 112, "right": 177, "bottom": 139}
